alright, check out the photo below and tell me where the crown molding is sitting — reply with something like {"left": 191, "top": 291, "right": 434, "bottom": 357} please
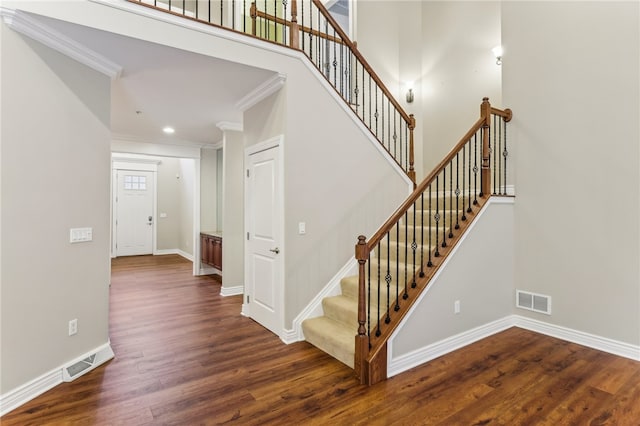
{"left": 216, "top": 122, "right": 243, "bottom": 132}
{"left": 0, "top": 7, "right": 123, "bottom": 79}
{"left": 236, "top": 73, "right": 286, "bottom": 112}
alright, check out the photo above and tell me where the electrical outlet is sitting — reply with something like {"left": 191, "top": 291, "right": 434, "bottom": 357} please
{"left": 68, "top": 319, "right": 78, "bottom": 336}
{"left": 454, "top": 300, "right": 461, "bottom": 314}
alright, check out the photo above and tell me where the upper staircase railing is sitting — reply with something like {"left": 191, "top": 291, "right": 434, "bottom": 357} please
{"left": 126, "top": 0, "right": 416, "bottom": 183}
{"left": 354, "top": 98, "right": 512, "bottom": 385}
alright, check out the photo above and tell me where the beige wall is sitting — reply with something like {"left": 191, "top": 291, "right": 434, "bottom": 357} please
{"left": 356, "top": 1, "right": 424, "bottom": 179}
{"left": 1, "top": 25, "right": 111, "bottom": 392}
{"left": 421, "top": 1, "right": 502, "bottom": 174}
{"left": 178, "top": 158, "right": 195, "bottom": 256}
{"left": 390, "top": 201, "right": 514, "bottom": 358}
{"left": 221, "top": 130, "right": 245, "bottom": 289}
{"left": 200, "top": 148, "right": 217, "bottom": 232}
{"left": 156, "top": 157, "right": 181, "bottom": 250}
{"left": 503, "top": 1, "right": 640, "bottom": 344}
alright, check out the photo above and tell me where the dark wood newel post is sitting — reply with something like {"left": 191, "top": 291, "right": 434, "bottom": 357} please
{"left": 480, "top": 97, "right": 492, "bottom": 197}
{"left": 408, "top": 114, "right": 416, "bottom": 186}
{"left": 289, "top": 0, "right": 299, "bottom": 49}
{"left": 354, "top": 235, "right": 369, "bottom": 384}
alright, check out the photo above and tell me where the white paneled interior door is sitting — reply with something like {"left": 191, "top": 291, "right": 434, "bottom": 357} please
{"left": 245, "top": 139, "right": 283, "bottom": 336}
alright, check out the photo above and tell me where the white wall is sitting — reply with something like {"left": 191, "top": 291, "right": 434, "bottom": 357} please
{"left": 503, "top": 2, "right": 640, "bottom": 345}
{"left": 1, "top": 24, "right": 111, "bottom": 393}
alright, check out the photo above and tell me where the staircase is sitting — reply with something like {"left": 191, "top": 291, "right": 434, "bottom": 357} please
{"left": 125, "top": 0, "right": 513, "bottom": 385}
{"left": 301, "top": 196, "right": 467, "bottom": 368}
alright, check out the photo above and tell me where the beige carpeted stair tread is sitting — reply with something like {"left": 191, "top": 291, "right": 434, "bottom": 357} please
{"left": 302, "top": 316, "right": 355, "bottom": 368}
{"left": 340, "top": 275, "right": 359, "bottom": 299}
{"left": 323, "top": 295, "right": 358, "bottom": 329}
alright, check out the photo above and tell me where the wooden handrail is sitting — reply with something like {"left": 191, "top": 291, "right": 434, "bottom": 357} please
{"left": 310, "top": 0, "right": 412, "bottom": 125}
{"left": 250, "top": 0, "right": 416, "bottom": 181}
{"left": 365, "top": 117, "right": 484, "bottom": 251}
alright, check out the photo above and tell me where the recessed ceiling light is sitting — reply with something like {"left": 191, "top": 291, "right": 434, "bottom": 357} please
{"left": 163, "top": 126, "right": 175, "bottom": 134}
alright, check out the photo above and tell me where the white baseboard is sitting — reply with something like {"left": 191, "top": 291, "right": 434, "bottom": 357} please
{"left": 287, "top": 256, "right": 357, "bottom": 343}
{"left": 199, "top": 266, "right": 221, "bottom": 276}
{"left": 154, "top": 248, "right": 193, "bottom": 262}
{"left": 513, "top": 315, "right": 640, "bottom": 361}
{"left": 0, "top": 341, "right": 114, "bottom": 416}
{"left": 220, "top": 285, "right": 243, "bottom": 297}
{"left": 388, "top": 316, "right": 514, "bottom": 378}
{"left": 280, "top": 328, "right": 299, "bottom": 344}
{"left": 388, "top": 314, "right": 640, "bottom": 378}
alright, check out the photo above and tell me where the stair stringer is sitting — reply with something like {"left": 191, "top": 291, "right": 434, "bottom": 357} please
{"left": 387, "top": 197, "right": 515, "bottom": 377}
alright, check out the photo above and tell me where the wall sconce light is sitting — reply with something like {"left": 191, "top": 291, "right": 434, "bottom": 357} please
{"left": 406, "top": 88, "right": 414, "bottom": 103}
{"left": 492, "top": 45, "right": 503, "bottom": 65}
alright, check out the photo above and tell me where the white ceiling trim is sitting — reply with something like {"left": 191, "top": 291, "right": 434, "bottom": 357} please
{"left": 216, "top": 122, "right": 243, "bottom": 132}
{"left": 236, "top": 73, "right": 287, "bottom": 112}
{"left": 0, "top": 7, "right": 123, "bottom": 79}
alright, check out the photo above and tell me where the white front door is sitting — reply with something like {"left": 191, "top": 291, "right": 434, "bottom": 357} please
{"left": 245, "top": 139, "right": 283, "bottom": 337}
{"left": 115, "top": 170, "right": 154, "bottom": 256}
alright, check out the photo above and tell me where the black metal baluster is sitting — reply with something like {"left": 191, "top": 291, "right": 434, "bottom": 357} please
{"left": 182, "top": 0, "right": 185, "bottom": 16}
{"left": 368, "top": 75, "right": 372, "bottom": 129}
{"left": 411, "top": 201, "right": 417, "bottom": 288}
{"left": 393, "top": 110, "right": 397, "bottom": 160}
{"left": 434, "top": 176, "right": 440, "bottom": 257}
{"left": 449, "top": 159, "right": 454, "bottom": 239}
{"left": 354, "top": 60, "right": 359, "bottom": 114}
{"left": 403, "top": 211, "right": 409, "bottom": 300}
{"left": 455, "top": 153, "right": 460, "bottom": 230}
{"left": 498, "top": 114, "right": 502, "bottom": 194}
{"left": 221, "top": 0, "right": 224, "bottom": 27}
{"left": 427, "top": 185, "right": 433, "bottom": 267}
{"left": 441, "top": 166, "right": 447, "bottom": 248}
{"left": 419, "top": 192, "right": 425, "bottom": 277}
{"left": 503, "top": 118, "right": 508, "bottom": 195}
{"left": 395, "top": 224, "right": 399, "bottom": 312}
{"left": 467, "top": 139, "right": 473, "bottom": 213}
{"left": 333, "top": 31, "right": 337, "bottom": 86}
{"left": 399, "top": 121, "right": 403, "bottom": 171}
{"left": 405, "top": 122, "right": 409, "bottom": 172}
{"left": 168, "top": 0, "right": 171, "bottom": 12}
{"left": 385, "top": 233, "right": 391, "bottom": 324}
{"left": 473, "top": 132, "right": 478, "bottom": 206}
{"left": 243, "top": 0, "right": 246, "bottom": 32}
{"left": 462, "top": 142, "right": 467, "bottom": 220}
{"left": 195, "top": 0, "right": 198, "bottom": 20}
{"left": 493, "top": 114, "right": 497, "bottom": 195}
{"left": 340, "top": 42, "right": 344, "bottom": 98}
{"left": 374, "top": 86, "right": 379, "bottom": 138}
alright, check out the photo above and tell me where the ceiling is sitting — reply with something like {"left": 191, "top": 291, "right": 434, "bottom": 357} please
{"left": 30, "top": 13, "right": 277, "bottom": 147}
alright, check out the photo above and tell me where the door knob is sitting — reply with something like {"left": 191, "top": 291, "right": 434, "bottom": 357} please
{"left": 269, "top": 247, "right": 280, "bottom": 254}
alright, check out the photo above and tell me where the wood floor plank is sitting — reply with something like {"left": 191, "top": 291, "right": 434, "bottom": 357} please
{"left": 3, "top": 254, "right": 640, "bottom": 425}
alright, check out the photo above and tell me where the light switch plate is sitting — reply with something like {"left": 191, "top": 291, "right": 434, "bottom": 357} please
{"left": 70, "top": 227, "right": 93, "bottom": 243}
{"left": 298, "top": 222, "right": 306, "bottom": 235}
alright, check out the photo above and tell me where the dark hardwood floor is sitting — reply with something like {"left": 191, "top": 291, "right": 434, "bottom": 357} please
{"left": 3, "top": 254, "right": 640, "bottom": 425}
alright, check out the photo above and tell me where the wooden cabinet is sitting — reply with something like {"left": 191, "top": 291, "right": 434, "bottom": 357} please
{"left": 200, "top": 233, "right": 222, "bottom": 271}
